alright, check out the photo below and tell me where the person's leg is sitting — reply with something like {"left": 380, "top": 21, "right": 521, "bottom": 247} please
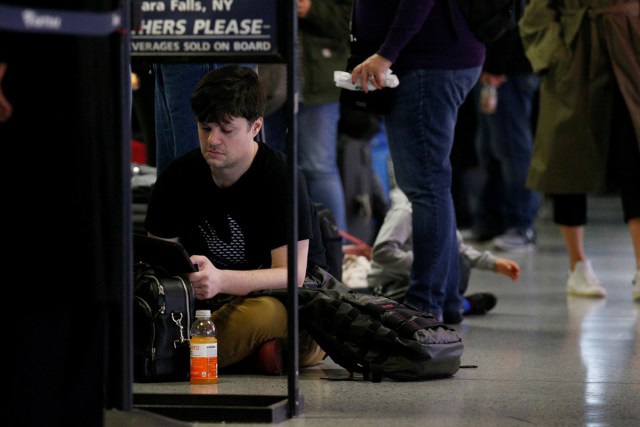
{"left": 472, "top": 83, "right": 508, "bottom": 240}
{"left": 491, "top": 74, "right": 541, "bottom": 232}
{"left": 386, "top": 66, "right": 480, "bottom": 320}
{"left": 618, "top": 164, "right": 640, "bottom": 272}
{"left": 211, "top": 296, "right": 288, "bottom": 367}
{"left": 451, "top": 94, "right": 479, "bottom": 229}
{"left": 554, "top": 194, "right": 606, "bottom": 297}
{"left": 606, "top": 20, "right": 640, "bottom": 294}
{"left": 153, "top": 64, "right": 173, "bottom": 173}
{"left": 608, "top": 91, "right": 640, "bottom": 294}
{"left": 132, "top": 63, "right": 157, "bottom": 166}
{"left": 297, "top": 101, "right": 348, "bottom": 232}
{"left": 553, "top": 194, "right": 588, "bottom": 270}
{"left": 559, "top": 224, "right": 587, "bottom": 270}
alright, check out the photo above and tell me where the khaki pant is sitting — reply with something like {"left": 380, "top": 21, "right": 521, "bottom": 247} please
{"left": 212, "top": 295, "right": 324, "bottom": 367}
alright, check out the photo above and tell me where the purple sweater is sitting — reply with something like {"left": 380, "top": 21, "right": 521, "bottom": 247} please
{"left": 352, "top": 0, "right": 485, "bottom": 72}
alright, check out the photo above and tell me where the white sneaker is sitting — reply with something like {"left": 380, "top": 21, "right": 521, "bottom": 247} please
{"left": 566, "top": 260, "right": 606, "bottom": 298}
{"left": 633, "top": 270, "right": 640, "bottom": 303}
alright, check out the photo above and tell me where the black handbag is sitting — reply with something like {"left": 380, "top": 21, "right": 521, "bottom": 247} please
{"left": 133, "top": 263, "right": 195, "bottom": 382}
{"left": 339, "top": 55, "right": 397, "bottom": 115}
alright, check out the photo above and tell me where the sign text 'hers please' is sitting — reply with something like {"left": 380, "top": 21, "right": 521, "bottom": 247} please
{"left": 134, "top": 0, "right": 265, "bottom": 35}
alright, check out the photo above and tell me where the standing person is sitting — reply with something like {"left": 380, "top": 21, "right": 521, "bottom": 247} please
{"left": 145, "top": 65, "right": 325, "bottom": 374}
{"left": 153, "top": 63, "right": 255, "bottom": 174}
{"left": 470, "top": 26, "right": 541, "bottom": 251}
{"left": 349, "top": 1, "right": 485, "bottom": 322}
{"left": 263, "top": 0, "right": 351, "bottom": 233}
{"left": 368, "top": 184, "right": 521, "bottom": 323}
{"left": 519, "top": 0, "right": 640, "bottom": 300}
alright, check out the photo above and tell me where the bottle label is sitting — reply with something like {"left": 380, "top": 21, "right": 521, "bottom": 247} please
{"left": 190, "top": 342, "right": 218, "bottom": 381}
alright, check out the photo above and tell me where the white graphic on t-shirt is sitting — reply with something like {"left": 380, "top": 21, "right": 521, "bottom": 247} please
{"left": 199, "top": 215, "right": 248, "bottom": 268}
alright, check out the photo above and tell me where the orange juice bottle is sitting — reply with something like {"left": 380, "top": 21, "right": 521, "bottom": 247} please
{"left": 190, "top": 309, "right": 218, "bottom": 384}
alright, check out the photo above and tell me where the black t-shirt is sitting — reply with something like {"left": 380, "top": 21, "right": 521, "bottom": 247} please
{"left": 145, "top": 143, "right": 324, "bottom": 271}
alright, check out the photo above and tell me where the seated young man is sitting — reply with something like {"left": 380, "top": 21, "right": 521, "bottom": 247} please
{"left": 144, "top": 65, "right": 323, "bottom": 374}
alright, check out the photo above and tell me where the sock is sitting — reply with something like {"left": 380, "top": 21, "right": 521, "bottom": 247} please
{"left": 462, "top": 298, "right": 471, "bottom": 314}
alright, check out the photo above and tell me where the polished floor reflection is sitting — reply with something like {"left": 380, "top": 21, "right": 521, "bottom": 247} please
{"left": 128, "top": 194, "right": 639, "bottom": 426}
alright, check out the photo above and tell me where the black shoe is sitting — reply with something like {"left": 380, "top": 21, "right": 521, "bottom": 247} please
{"left": 465, "top": 293, "right": 497, "bottom": 315}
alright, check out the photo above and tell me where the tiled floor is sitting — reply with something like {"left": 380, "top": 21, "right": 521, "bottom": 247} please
{"left": 112, "top": 194, "right": 639, "bottom": 426}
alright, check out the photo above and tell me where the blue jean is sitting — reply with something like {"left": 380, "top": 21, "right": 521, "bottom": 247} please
{"left": 473, "top": 74, "right": 541, "bottom": 233}
{"left": 385, "top": 67, "right": 481, "bottom": 320}
{"left": 153, "top": 63, "right": 255, "bottom": 173}
{"left": 264, "top": 102, "right": 347, "bottom": 232}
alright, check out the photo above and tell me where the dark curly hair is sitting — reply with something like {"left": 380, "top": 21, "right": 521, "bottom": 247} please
{"left": 190, "top": 65, "right": 266, "bottom": 127}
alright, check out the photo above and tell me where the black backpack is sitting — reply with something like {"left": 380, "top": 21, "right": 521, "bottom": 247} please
{"left": 450, "top": 0, "right": 526, "bottom": 43}
{"left": 258, "top": 266, "right": 464, "bottom": 382}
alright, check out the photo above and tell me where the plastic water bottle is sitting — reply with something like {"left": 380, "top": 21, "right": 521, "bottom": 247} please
{"left": 190, "top": 309, "right": 218, "bottom": 384}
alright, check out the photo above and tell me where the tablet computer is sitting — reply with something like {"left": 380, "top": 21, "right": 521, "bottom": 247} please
{"left": 133, "top": 233, "right": 198, "bottom": 274}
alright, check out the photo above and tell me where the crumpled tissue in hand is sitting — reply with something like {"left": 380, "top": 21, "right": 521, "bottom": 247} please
{"left": 334, "top": 70, "right": 400, "bottom": 91}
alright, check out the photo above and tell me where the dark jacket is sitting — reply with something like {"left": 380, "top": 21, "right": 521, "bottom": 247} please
{"left": 299, "top": 0, "right": 353, "bottom": 104}
{"left": 520, "top": 0, "right": 640, "bottom": 193}
{"left": 352, "top": 0, "right": 485, "bottom": 73}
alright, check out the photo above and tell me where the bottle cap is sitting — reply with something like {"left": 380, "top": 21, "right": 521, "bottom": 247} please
{"left": 195, "top": 309, "right": 211, "bottom": 318}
